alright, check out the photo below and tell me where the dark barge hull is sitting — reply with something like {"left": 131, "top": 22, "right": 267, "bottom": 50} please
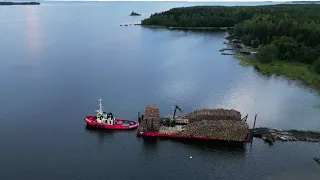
{"left": 136, "top": 130, "right": 252, "bottom": 143}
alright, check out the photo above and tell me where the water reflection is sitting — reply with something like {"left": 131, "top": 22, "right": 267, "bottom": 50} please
{"left": 167, "top": 139, "right": 247, "bottom": 153}
{"left": 203, "top": 61, "right": 320, "bottom": 130}
{"left": 159, "top": 80, "right": 197, "bottom": 106}
{"left": 84, "top": 125, "right": 138, "bottom": 137}
{"left": 84, "top": 125, "right": 116, "bottom": 144}
{"left": 141, "top": 137, "right": 159, "bottom": 151}
{"left": 25, "top": 6, "right": 42, "bottom": 61}
{"left": 141, "top": 137, "right": 247, "bottom": 154}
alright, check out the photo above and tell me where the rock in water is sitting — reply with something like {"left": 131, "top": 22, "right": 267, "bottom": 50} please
{"left": 262, "top": 135, "right": 274, "bottom": 145}
{"left": 314, "top": 156, "right": 320, "bottom": 164}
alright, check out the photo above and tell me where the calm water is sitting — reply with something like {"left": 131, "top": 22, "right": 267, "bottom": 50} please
{"left": 0, "top": 1, "right": 320, "bottom": 180}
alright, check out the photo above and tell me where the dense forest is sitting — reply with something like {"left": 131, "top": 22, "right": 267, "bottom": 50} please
{"left": 141, "top": 4, "right": 320, "bottom": 74}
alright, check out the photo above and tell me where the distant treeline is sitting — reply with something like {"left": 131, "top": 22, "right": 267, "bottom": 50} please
{"left": 141, "top": 5, "right": 320, "bottom": 73}
{"left": 0, "top": 1, "right": 40, "bottom": 5}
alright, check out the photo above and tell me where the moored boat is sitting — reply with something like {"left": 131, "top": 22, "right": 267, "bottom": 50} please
{"left": 84, "top": 99, "right": 139, "bottom": 130}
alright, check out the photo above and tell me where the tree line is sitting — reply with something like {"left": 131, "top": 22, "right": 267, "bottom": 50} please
{"left": 141, "top": 4, "right": 320, "bottom": 73}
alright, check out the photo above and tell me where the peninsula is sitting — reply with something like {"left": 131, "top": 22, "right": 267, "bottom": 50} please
{"left": 141, "top": 4, "right": 320, "bottom": 92}
{"left": 0, "top": 1, "right": 40, "bottom": 5}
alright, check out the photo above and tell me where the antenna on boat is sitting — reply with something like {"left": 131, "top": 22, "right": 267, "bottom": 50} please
{"left": 97, "top": 98, "right": 104, "bottom": 115}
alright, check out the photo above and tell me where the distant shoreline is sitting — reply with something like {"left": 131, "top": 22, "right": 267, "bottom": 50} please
{"left": 0, "top": 2, "right": 40, "bottom": 6}
{"left": 142, "top": 25, "right": 233, "bottom": 31}
{"left": 141, "top": 4, "right": 320, "bottom": 94}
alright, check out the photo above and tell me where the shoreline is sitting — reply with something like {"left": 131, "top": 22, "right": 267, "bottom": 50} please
{"left": 140, "top": 4, "right": 320, "bottom": 94}
{"left": 233, "top": 53, "right": 320, "bottom": 94}
{"left": 141, "top": 25, "right": 233, "bottom": 31}
{"left": 141, "top": 24, "right": 320, "bottom": 94}
{"left": 0, "top": 2, "right": 40, "bottom": 6}
{"left": 221, "top": 37, "right": 320, "bottom": 94}
{"left": 252, "top": 127, "right": 320, "bottom": 145}
{"left": 141, "top": 24, "right": 320, "bottom": 93}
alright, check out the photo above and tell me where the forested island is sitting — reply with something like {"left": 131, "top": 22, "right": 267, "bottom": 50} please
{"left": 130, "top": 11, "right": 141, "bottom": 16}
{"left": 141, "top": 4, "right": 320, "bottom": 92}
{"left": 0, "top": 1, "right": 40, "bottom": 5}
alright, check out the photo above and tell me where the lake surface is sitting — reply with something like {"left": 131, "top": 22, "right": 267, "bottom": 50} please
{"left": 0, "top": 1, "right": 320, "bottom": 180}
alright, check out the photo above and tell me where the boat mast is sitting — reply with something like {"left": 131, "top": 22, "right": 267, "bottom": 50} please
{"left": 98, "top": 99, "right": 104, "bottom": 115}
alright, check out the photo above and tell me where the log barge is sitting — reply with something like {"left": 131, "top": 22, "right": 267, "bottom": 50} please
{"left": 136, "top": 105, "right": 256, "bottom": 144}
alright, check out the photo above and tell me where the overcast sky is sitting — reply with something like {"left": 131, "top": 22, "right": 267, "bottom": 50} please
{"left": 45, "top": 0, "right": 318, "bottom": 2}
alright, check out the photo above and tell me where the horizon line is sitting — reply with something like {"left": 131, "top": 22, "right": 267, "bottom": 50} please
{"left": 39, "top": 0, "right": 319, "bottom": 2}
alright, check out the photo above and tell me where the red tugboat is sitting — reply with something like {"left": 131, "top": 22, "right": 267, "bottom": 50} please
{"left": 84, "top": 99, "right": 139, "bottom": 130}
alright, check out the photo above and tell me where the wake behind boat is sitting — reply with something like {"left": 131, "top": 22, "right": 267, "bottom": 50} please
{"left": 84, "top": 99, "right": 139, "bottom": 130}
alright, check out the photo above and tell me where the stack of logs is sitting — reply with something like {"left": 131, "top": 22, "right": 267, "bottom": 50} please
{"left": 181, "top": 108, "right": 241, "bottom": 122}
{"left": 159, "top": 125, "right": 184, "bottom": 134}
{"left": 142, "top": 105, "right": 161, "bottom": 132}
{"left": 179, "top": 109, "right": 249, "bottom": 141}
{"left": 178, "top": 120, "right": 249, "bottom": 141}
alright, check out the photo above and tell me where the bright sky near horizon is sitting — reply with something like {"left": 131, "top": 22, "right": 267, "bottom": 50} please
{"left": 47, "top": 0, "right": 319, "bottom": 2}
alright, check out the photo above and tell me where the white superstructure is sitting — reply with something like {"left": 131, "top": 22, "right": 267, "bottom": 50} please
{"left": 96, "top": 99, "right": 116, "bottom": 125}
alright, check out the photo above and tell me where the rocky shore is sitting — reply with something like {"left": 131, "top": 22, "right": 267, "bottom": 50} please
{"left": 252, "top": 127, "right": 320, "bottom": 144}
{"left": 220, "top": 37, "right": 257, "bottom": 56}
{"left": 314, "top": 156, "right": 320, "bottom": 165}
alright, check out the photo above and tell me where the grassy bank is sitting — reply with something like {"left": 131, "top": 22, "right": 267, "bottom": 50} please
{"left": 236, "top": 55, "right": 320, "bottom": 93}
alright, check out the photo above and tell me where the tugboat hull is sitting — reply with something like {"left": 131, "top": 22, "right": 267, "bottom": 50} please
{"left": 85, "top": 116, "right": 139, "bottom": 130}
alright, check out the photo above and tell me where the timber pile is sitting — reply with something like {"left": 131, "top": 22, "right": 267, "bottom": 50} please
{"left": 178, "top": 120, "right": 249, "bottom": 141}
{"left": 159, "top": 125, "right": 184, "bottom": 134}
{"left": 144, "top": 105, "right": 160, "bottom": 119}
{"left": 140, "top": 106, "right": 249, "bottom": 141}
{"left": 181, "top": 108, "right": 241, "bottom": 123}
{"left": 174, "top": 118, "right": 189, "bottom": 124}
{"left": 143, "top": 105, "right": 161, "bottom": 131}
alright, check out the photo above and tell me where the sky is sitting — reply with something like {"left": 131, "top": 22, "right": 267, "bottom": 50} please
{"left": 42, "top": 0, "right": 319, "bottom": 1}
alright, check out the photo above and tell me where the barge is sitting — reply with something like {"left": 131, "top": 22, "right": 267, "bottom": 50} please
{"left": 136, "top": 105, "right": 256, "bottom": 143}
{"left": 136, "top": 131, "right": 253, "bottom": 143}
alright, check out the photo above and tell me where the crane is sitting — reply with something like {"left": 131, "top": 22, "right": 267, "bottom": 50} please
{"left": 172, "top": 105, "right": 182, "bottom": 118}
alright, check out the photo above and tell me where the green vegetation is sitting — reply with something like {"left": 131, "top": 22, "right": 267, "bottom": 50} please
{"left": 236, "top": 55, "right": 320, "bottom": 92}
{"left": 141, "top": 4, "right": 320, "bottom": 92}
{"left": 314, "top": 57, "right": 320, "bottom": 74}
{"left": 0, "top": 1, "right": 40, "bottom": 5}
